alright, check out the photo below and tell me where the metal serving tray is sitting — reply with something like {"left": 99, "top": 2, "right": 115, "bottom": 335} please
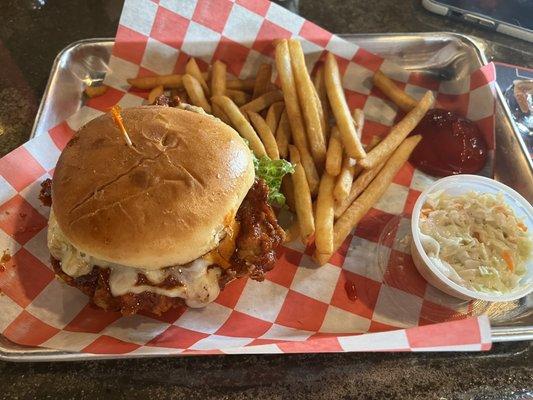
{"left": 3, "top": 33, "right": 531, "bottom": 361}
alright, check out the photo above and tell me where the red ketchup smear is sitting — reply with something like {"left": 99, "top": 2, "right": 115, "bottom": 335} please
{"left": 344, "top": 280, "right": 357, "bottom": 302}
{"left": 410, "top": 109, "right": 488, "bottom": 177}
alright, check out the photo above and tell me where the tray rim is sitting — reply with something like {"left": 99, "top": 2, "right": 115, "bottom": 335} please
{"left": 6, "top": 32, "right": 531, "bottom": 362}
{"left": 29, "top": 33, "right": 533, "bottom": 174}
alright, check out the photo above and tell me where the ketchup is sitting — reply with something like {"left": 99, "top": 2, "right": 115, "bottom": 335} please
{"left": 344, "top": 280, "right": 357, "bottom": 302}
{"left": 410, "top": 109, "right": 488, "bottom": 177}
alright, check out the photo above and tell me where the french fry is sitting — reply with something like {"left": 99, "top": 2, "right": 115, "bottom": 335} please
{"left": 275, "top": 39, "right": 319, "bottom": 195}
{"left": 210, "top": 75, "right": 232, "bottom": 121}
{"left": 288, "top": 39, "right": 327, "bottom": 167}
{"left": 211, "top": 95, "right": 266, "bottom": 157}
{"left": 227, "top": 78, "right": 255, "bottom": 92}
{"left": 334, "top": 160, "right": 386, "bottom": 219}
{"left": 147, "top": 85, "right": 164, "bottom": 104}
{"left": 313, "top": 65, "right": 331, "bottom": 142}
{"left": 315, "top": 172, "right": 336, "bottom": 257}
{"left": 352, "top": 108, "right": 364, "bottom": 137}
{"left": 284, "top": 219, "right": 301, "bottom": 243}
{"left": 240, "top": 90, "right": 284, "bottom": 114}
{"left": 266, "top": 82, "right": 279, "bottom": 92}
{"left": 211, "top": 60, "right": 227, "bottom": 96}
{"left": 373, "top": 70, "right": 417, "bottom": 112}
{"left": 84, "top": 85, "right": 108, "bottom": 98}
{"left": 226, "top": 89, "right": 251, "bottom": 107}
{"left": 367, "top": 135, "right": 382, "bottom": 150}
{"left": 281, "top": 175, "right": 296, "bottom": 211}
{"left": 276, "top": 110, "right": 291, "bottom": 159}
{"left": 334, "top": 134, "right": 383, "bottom": 218}
{"left": 352, "top": 164, "right": 363, "bottom": 180}
{"left": 186, "top": 58, "right": 210, "bottom": 96}
{"left": 348, "top": 108, "right": 365, "bottom": 177}
{"left": 252, "top": 63, "right": 273, "bottom": 99}
{"left": 183, "top": 74, "right": 212, "bottom": 113}
{"left": 333, "top": 155, "right": 357, "bottom": 202}
{"left": 358, "top": 91, "right": 434, "bottom": 169}
{"left": 128, "top": 74, "right": 183, "bottom": 89}
{"left": 212, "top": 103, "right": 231, "bottom": 125}
{"left": 266, "top": 102, "right": 284, "bottom": 135}
{"left": 313, "top": 85, "right": 327, "bottom": 144}
{"left": 248, "top": 111, "right": 280, "bottom": 160}
{"left": 289, "top": 145, "right": 315, "bottom": 243}
{"left": 325, "top": 126, "right": 343, "bottom": 176}
{"left": 316, "top": 135, "right": 422, "bottom": 264}
{"left": 324, "top": 53, "right": 366, "bottom": 160}
{"left": 127, "top": 73, "right": 206, "bottom": 90}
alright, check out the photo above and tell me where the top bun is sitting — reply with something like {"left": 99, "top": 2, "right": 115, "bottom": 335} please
{"left": 52, "top": 106, "right": 254, "bottom": 269}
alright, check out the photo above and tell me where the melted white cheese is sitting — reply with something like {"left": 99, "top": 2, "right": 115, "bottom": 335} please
{"left": 47, "top": 211, "right": 221, "bottom": 307}
{"left": 107, "top": 259, "right": 220, "bottom": 308}
{"left": 47, "top": 211, "right": 93, "bottom": 277}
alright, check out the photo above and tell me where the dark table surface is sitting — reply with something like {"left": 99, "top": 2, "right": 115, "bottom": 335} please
{"left": 0, "top": 0, "right": 531, "bottom": 399}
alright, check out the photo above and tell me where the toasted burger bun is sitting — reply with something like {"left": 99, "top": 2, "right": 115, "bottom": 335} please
{"left": 52, "top": 106, "right": 254, "bottom": 269}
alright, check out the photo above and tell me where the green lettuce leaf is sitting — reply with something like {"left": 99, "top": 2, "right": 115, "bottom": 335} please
{"left": 253, "top": 155, "right": 294, "bottom": 206}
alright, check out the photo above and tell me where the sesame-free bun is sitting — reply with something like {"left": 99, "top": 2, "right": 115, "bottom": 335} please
{"left": 51, "top": 106, "right": 254, "bottom": 269}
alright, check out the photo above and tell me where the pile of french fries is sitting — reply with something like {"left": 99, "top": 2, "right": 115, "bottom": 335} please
{"left": 123, "top": 39, "right": 435, "bottom": 266}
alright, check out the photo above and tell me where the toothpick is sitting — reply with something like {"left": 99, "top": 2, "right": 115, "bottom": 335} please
{"left": 110, "top": 105, "right": 133, "bottom": 147}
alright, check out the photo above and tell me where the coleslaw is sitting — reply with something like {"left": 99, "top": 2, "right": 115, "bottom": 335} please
{"left": 418, "top": 191, "right": 532, "bottom": 293}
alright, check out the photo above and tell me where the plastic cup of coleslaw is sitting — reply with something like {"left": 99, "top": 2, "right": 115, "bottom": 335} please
{"left": 410, "top": 174, "right": 533, "bottom": 302}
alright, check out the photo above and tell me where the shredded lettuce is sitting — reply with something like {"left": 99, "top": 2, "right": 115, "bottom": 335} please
{"left": 253, "top": 155, "right": 294, "bottom": 206}
{"left": 239, "top": 137, "right": 294, "bottom": 206}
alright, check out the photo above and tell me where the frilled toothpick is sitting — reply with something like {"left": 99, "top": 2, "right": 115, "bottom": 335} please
{"left": 110, "top": 105, "right": 133, "bottom": 147}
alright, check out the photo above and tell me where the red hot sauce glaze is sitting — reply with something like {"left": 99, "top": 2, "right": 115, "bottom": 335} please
{"left": 409, "top": 109, "right": 488, "bottom": 177}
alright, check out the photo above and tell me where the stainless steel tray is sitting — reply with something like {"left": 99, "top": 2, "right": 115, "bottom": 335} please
{"left": 5, "top": 33, "right": 531, "bottom": 362}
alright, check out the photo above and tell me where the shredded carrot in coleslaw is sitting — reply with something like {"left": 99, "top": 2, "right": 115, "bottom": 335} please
{"left": 502, "top": 251, "right": 515, "bottom": 272}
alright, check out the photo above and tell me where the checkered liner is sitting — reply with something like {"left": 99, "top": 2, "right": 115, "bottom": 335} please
{"left": 0, "top": 0, "right": 497, "bottom": 355}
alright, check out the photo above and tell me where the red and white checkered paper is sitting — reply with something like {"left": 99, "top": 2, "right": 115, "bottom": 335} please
{"left": 0, "top": 0, "right": 497, "bottom": 356}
